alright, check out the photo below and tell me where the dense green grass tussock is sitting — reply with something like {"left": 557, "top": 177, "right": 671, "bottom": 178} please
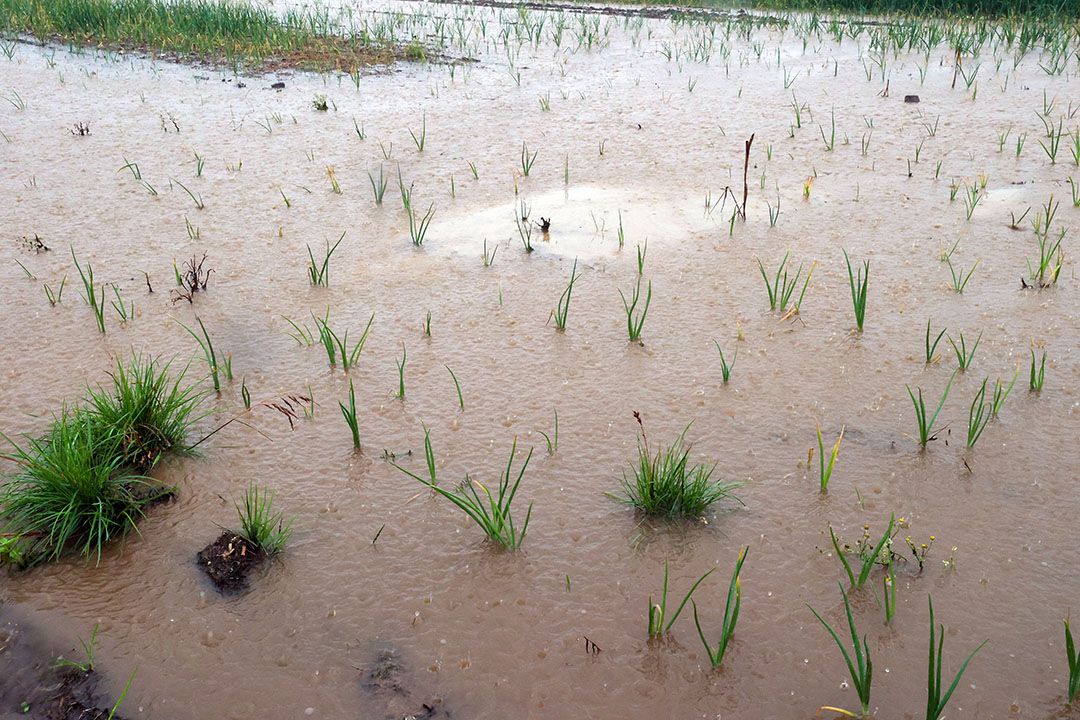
{"left": 0, "top": 355, "right": 201, "bottom": 566}
{"left": 0, "top": 0, "right": 395, "bottom": 70}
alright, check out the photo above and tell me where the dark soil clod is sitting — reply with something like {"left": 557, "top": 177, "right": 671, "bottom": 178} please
{"left": 196, "top": 531, "right": 266, "bottom": 594}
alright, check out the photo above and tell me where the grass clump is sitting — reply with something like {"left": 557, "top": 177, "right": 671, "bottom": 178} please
{"left": 85, "top": 355, "right": 202, "bottom": 470}
{"left": 392, "top": 432, "right": 533, "bottom": 550}
{"left": 692, "top": 546, "right": 748, "bottom": 668}
{"left": 614, "top": 413, "right": 740, "bottom": 518}
{"left": 0, "top": 355, "right": 200, "bottom": 566}
{"left": 925, "top": 595, "right": 986, "bottom": 720}
{"left": 234, "top": 483, "right": 291, "bottom": 556}
{"left": 809, "top": 584, "right": 873, "bottom": 717}
{"left": 0, "top": 0, "right": 400, "bottom": 71}
{"left": 648, "top": 561, "right": 714, "bottom": 638}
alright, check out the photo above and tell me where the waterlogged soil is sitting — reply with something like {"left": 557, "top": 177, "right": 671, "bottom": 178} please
{"left": 1, "top": 1, "right": 1079, "bottom": 718}
{"left": 0, "top": 605, "right": 130, "bottom": 720}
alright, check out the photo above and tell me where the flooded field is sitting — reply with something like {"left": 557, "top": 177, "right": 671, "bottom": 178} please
{"left": 1, "top": 1, "right": 1078, "bottom": 718}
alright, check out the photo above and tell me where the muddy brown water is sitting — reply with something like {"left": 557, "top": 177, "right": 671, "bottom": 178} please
{"left": 1, "top": 2, "right": 1078, "bottom": 718}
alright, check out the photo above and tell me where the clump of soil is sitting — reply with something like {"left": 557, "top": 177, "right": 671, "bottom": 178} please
{"left": 196, "top": 531, "right": 266, "bottom": 594}
{"left": 35, "top": 670, "right": 129, "bottom": 720}
{"left": 360, "top": 648, "right": 451, "bottom": 719}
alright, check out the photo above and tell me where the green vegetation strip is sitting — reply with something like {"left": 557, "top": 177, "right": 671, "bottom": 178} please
{"left": 548, "top": 0, "right": 1079, "bottom": 18}
{"left": 0, "top": 0, "right": 398, "bottom": 71}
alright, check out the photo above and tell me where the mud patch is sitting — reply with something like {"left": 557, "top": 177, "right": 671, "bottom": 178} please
{"left": 360, "top": 648, "right": 451, "bottom": 719}
{"left": 0, "top": 610, "right": 129, "bottom": 720}
{"left": 196, "top": 531, "right": 266, "bottom": 594}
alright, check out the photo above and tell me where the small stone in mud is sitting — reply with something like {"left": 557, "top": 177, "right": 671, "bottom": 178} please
{"left": 196, "top": 531, "right": 266, "bottom": 594}
{"left": 904, "top": 94, "right": 920, "bottom": 103}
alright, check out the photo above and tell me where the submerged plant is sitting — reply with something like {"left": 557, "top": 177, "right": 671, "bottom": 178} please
{"left": 614, "top": 414, "right": 739, "bottom": 518}
{"left": 712, "top": 340, "right": 736, "bottom": 384}
{"left": 71, "top": 248, "right": 106, "bottom": 333}
{"left": 1029, "top": 349, "right": 1046, "bottom": 391}
{"left": 924, "top": 320, "right": 946, "bottom": 364}
{"left": 829, "top": 514, "right": 895, "bottom": 590}
{"left": 692, "top": 546, "right": 748, "bottom": 669}
{"left": 948, "top": 330, "right": 982, "bottom": 371}
{"left": 339, "top": 379, "right": 360, "bottom": 450}
{"left": 392, "top": 436, "right": 533, "bottom": 549}
{"left": 648, "top": 561, "right": 714, "bottom": 638}
{"left": 966, "top": 379, "right": 991, "bottom": 448}
{"left": 177, "top": 316, "right": 223, "bottom": 392}
{"left": 907, "top": 372, "right": 955, "bottom": 447}
{"left": 1064, "top": 618, "right": 1080, "bottom": 705}
{"left": 235, "top": 483, "right": 291, "bottom": 556}
{"left": 619, "top": 277, "right": 652, "bottom": 341}
{"left": 54, "top": 623, "right": 100, "bottom": 673}
{"left": 844, "top": 249, "right": 869, "bottom": 332}
{"left": 815, "top": 425, "right": 844, "bottom": 493}
{"left": 552, "top": 258, "right": 579, "bottom": 332}
{"left": 809, "top": 584, "right": 873, "bottom": 717}
{"left": 757, "top": 253, "right": 810, "bottom": 314}
{"left": 306, "top": 231, "right": 344, "bottom": 286}
{"left": 925, "top": 596, "right": 986, "bottom": 720}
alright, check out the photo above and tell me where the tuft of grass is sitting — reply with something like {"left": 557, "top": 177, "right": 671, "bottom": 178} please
{"left": 234, "top": 483, "right": 291, "bottom": 556}
{"left": 537, "top": 408, "right": 559, "bottom": 455}
{"left": 990, "top": 369, "right": 1017, "bottom": 418}
{"left": 907, "top": 372, "right": 955, "bottom": 447}
{"left": 339, "top": 379, "right": 360, "bottom": 450}
{"left": 816, "top": 425, "right": 844, "bottom": 493}
{"left": 306, "top": 231, "right": 344, "bottom": 286}
{"left": 392, "top": 436, "right": 533, "bottom": 549}
{"left": 408, "top": 203, "right": 435, "bottom": 246}
{"left": 1065, "top": 618, "right": 1080, "bottom": 705}
{"left": 552, "top": 258, "right": 579, "bottom": 332}
{"left": 844, "top": 249, "right": 869, "bottom": 332}
{"left": 619, "top": 277, "right": 652, "bottom": 341}
{"left": 177, "top": 316, "right": 222, "bottom": 392}
{"left": 648, "top": 561, "right": 714, "bottom": 638}
{"left": 808, "top": 584, "right": 873, "bottom": 717}
{"left": 1, "top": 355, "right": 198, "bottom": 566}
{"left": 757, "top": 253, "right": 809, "bottom": 314}
{"left": 925, "top": 595, "right": 986, "bottom": 720}
{"left": 946, "top": 257, "right": 980, "bottom": 293}
{"left": 924, "top": 319, "right": 946, "bottom": 364}
{"left": 0, "top": 0, "right": 399, "bottom": 72}
{"left": 829, "top": 514, "right": 894, "bottom": 589}
{"left": 712, "top": 340, "right": 736, "bottom": 384}
{"left": 54, "top": 623, "right": 99, "bottom": 673}
{"left": 394, "top": 343, "right": 406, "bottom": 399}
{"left": 692, "top": 546, "right": 748, "bottom": 668}
{"left": 614, "top": 415, "right": 740, "bottom": 518}
{"left": 948, "top": 330, "right": 982, "bottom": 371}
{"left": 1, "top": 411, "right": 161, "bottom": 565}
{"left": 71, "top": 248, "right": 106, "bottom": 333}
{"left": 520, "top": 142, "right": 537, "bottom": 176}
{"left": 446, "top": 365, "right": 464, "bottom": 411}
{"left": 314, "top": 310, "right": 375, "bottom": 372}
{"left": 1029, "top": 349, "right": 1046, "bottom": 391}
{"left": 44, "top": 275, "right": 66, "bottom": 306}
{"left": 84, "top": 355, "right": 202, "bottom": 471}
{"left": 965, "top": 379, "right": 991, "bottom": 448}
